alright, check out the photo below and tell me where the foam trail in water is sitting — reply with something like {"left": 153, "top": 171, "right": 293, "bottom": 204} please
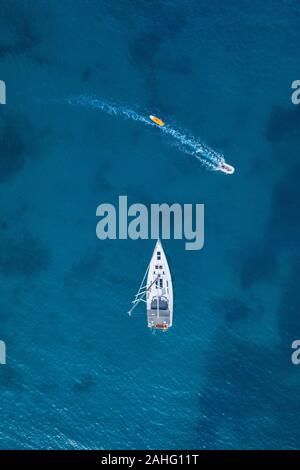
{"left": 67, "top": 95, "right": 225, "bottom": 171}
{"left": 67, "top": 95, "right": 151, "bottom": 126}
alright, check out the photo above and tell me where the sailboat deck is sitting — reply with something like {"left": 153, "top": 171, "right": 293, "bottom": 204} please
{"left": 147, "top": 309, "right": 171, "bottom": 327}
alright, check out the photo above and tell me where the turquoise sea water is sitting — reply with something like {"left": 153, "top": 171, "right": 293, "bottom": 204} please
{"left": 0, "top": 0, "right": 300, "bottom": 449}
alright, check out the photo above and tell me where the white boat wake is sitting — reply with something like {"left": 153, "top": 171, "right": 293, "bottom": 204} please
{"left": 67, "top": 95, "right": 232, "bottom": 173}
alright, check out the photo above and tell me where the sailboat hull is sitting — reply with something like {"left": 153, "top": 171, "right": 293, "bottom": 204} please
{"left": 146, "top": 240, "right": 173, "bottom": 330}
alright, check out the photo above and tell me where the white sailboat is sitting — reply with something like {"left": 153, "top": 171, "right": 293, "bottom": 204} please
{"left": 128, "top": 240, "right": 173, "bottom": 331}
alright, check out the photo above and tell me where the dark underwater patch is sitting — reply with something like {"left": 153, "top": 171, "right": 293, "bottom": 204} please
{"left": 0, "top": 3, "right": 43, "bottom": 60}
{"left": 128, "top": 32, "right": 162, "bottom": 69}
{"left": 277, "top": 257, "right": 300, "bottom": 351}
{"left": 239, "top": 247, "right": 278, "bottom": 289}
{"left": 64, "top": 250, "right": 102, "bottom": 286}
{"left": 0, "top": 119, "right": 27, "bottom": 183}
{"left": 0, "top": 365, "right": 24, "bottom": 391}
{"left": 0, "top": 222, "right": 9, "bottom": 231}
{"left": 126, "top": 2, "right": 187, "bottom": 70}
{"left": 144, "top": 73, "right": 176, "bottom": 115}
{"left": 105, "top": 0, "right": 186, "bottom": 35}
{"left": 211, "top": 297, "right": 252, "bottom": 322}
{"left": 94, "top": 170, "right": 113, "bottom": 194}
{"left": 71, "top": 375, "right": 97, "bottom": 393}
{"left": 0, "top": 114, "right": 42, "bottom": 183}
{"left": 38, "top": 381, "right": 59, "bottom": 394}
{"left": 0, "top": 236, "right": 50, "bottom": 277}
{"left": 265, "top": 105, "right": 300, "bottom": 142}
{"left": 81, "top": 66, "right": 93, "bottom": 83}
{"left": 197, "top": 330, "right": 297, "bottom": 449}
{"left": 156, "top": 56, "right": 193, "bottom": 76}
{"left": 239, "top": 163, "right": 300, "bottom": 289}
{"left": 266, "top": 163, "right": 300, "bottom": 250}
